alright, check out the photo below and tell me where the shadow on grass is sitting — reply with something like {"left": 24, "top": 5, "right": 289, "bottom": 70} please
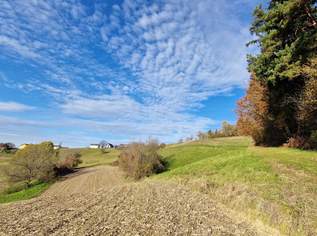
{"left": 161, "top": 154, "right": 174, "bottom": 171}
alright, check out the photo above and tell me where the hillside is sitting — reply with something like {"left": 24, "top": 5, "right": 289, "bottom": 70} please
{"left": 1, "top": 138, "right": 316, "bottom": 235}
{"left": 157, "top": 137, "right": 317, "bottom": 235}
{"left": 58, "top": 148, "right": 120, "bottom": 168}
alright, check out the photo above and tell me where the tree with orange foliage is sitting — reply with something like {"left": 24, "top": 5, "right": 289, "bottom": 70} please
{"left": 236, "top": 77, "right": 269, "bottom": 145}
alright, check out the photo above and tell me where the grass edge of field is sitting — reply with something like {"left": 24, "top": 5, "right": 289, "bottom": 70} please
{"left": 0, "top": 148, "right": 119, "bottom": 204}
{"left": 0, "top": 182, "right": 51, "bottom": 204}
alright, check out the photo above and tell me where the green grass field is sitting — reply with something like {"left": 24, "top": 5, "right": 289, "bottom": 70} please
{"left": 156, "top": 137, "right": 317, "bottom": 235}
{"left": 0, "top": 182, "right": 50, "bottom": 204}
{"left": 58, "top": 148, "right": 120, "bottom": 168}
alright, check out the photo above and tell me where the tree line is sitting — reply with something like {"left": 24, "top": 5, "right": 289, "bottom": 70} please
{"left": 237, "top": 0, "right": 317, "bottom": 149}
{"left": 197, "top": 121, "right": 238, "bottom": 141}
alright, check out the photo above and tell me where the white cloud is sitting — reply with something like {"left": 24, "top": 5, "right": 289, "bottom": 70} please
{"left": 0, "top": 0, "right": 126, "bottom": 96}
{"left": 0, "top": 102, "right": 35, "bottom": 112}
{"left": 58, "top": 94, "right": 216, "bottom": 144}
{"left": 101, "top": 0, "right": 253, "bottom": 113}
{"left": 0, "top": 35, "right": 40, "bottom": 59}
{"left": 0, "top": 0, "right": 261, "bottom": 145}
{"left": 61, "top": 95, "right": 142, "bottom": 118}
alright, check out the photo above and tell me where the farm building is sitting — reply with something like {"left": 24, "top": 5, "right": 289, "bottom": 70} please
{"left": 53, "top": 144, "right": 62, "bottom": 150}
{"left": 19, "top": 144, "right": 29, "bottom": 150}
{"left": 89, "top": 144, "right": 99, "bottom": 149}
{"left": 90, "top": 141, "right": 114, "bottom": 149}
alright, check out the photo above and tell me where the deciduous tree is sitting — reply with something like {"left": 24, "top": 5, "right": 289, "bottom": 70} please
{"left": 240, "top": 0, "right": 317, "bottom": 147}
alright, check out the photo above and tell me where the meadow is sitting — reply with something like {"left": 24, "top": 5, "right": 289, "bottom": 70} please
{"left": 58, "top": 148, "right": 120, "bottom": 168}
{"left": 157, "top": 137, "right": 317, "bottom": 235}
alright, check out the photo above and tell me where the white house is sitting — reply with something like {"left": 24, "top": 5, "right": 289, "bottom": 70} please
{"left": 89, "top": 144, "right": 100, "bottom": 149}
{"left": 99, "top": 142, "right": 114, "bottom": 149}
{"left": 89, "top": 141, "right": 114, "bottom": 149}
{"left": 53, "top": 144, "right": 62, "bottom": 150}
{"left": 19, "top": 144, "right": 29, "bottom": 150}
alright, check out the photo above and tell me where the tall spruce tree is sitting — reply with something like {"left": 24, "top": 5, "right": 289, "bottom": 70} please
{"left": 244, "top": 0, "right": 317, "bottom": 147}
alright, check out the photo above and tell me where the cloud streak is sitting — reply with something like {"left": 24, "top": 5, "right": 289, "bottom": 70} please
{"left": 0, "top": 102, "right": 35, "bottom": 112}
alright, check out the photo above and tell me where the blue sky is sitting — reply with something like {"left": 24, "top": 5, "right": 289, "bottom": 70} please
{"left": 0, "top": 0, "right": 263, "bottom": 147}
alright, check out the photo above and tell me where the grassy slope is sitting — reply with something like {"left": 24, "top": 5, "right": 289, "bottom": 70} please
{"left": 58, "top": 148, "right": 119, "bottom": 168}
{"left": 0, "top": 153, "right": 12, "bottom": 192}
{"left": 157, "top": 137, "right": 317, "bottom": 235}
{"left": 79, "top": 148, "right": 119, "bottom": 167}
{"left": 0, "top": 182, "right": 50, "bottom": 204}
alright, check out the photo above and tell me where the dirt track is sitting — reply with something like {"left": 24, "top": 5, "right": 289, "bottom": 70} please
{"left": 44, "top": 166, "right": 125, "bottom": 197}
{"left": 0, "top": 166, "right": 278, "bottom": 235}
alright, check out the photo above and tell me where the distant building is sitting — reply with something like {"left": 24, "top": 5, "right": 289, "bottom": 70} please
{"left": 19, "top": 144, "right": 29, "bottom": 150}
{"left": 53, "top": 144, "right": 62, "bottom": 150}
{"left": 99, "top": 141, "right": 114, "bottom": 149}
{"left": 0, "top": 143, "right": 16, "bottom": 151}
{"left": 90, "top": 141, "right": 114, "bottom": 149}
{"left": 89, "top": 144, "right": 100, "bottom": 149}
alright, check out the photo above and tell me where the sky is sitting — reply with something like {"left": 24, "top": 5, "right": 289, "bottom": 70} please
{"left": 0, "top": 0, "right": 264, "bottom": 147}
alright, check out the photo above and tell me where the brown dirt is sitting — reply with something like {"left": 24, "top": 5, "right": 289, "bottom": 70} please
{"left": 0, "top": 166, "right": 279, "bottom": 235}
{"left": 44, "top": 166, "right": 125, "bottom": 197}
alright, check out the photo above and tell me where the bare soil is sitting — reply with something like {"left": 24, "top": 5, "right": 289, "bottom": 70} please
{"left": 0, "top": 166, "right": 278, "bottom": 235}
{"left": 44, "top": 166, "right": 125, "bottom": 197}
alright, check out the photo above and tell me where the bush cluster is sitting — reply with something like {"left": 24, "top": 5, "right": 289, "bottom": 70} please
{"left": 55, "top": 152, "right": 82, "bottom": 175}
{"left": 285, "top": 132, "right": 317, "bottom": 150}
{"left": 0, "top": 143, "right": 16, "bottom": 153}
{"left": 4, "top": 142, "right": 81, "bottom": 187}
{"left": 118, "top": 139, "right": 165, "bottom": 180}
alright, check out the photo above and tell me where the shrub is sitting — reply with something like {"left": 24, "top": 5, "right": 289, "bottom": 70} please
{"left": 5, "top": 142, "right": 58, "bottom": 186}
{"left": 284, "top": 132, "right": 317, "bottom": 150}
{"left": 309, "top": 131, "right": 317, "bottom": 149}
{"left": 55, "top": 152, "right": 82, "bottom": 175}
{"left": 118, "top": 139, "right": 165, "bottom": 180}
{"left": 0, "top": 143, "right": 16, "bottom": 153}
{"left": 285, "top": 136, "right": 308, "bottom": 149}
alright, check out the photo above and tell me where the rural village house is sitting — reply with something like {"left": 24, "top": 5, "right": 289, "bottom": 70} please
{"left": 89, "top": 141, "right": 114, "bottom": 149}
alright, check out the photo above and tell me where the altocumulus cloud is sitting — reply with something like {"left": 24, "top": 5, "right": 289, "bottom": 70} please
{"left": 0, "top": 102, "right": 34, "bottom": 112}
{"left": 0, "top": 0, "right": 260, "bottom": 145}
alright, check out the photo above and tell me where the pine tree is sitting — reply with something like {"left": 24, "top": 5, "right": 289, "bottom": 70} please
{"left": 240, "top": 0, "right": 317, "bottom": 147}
